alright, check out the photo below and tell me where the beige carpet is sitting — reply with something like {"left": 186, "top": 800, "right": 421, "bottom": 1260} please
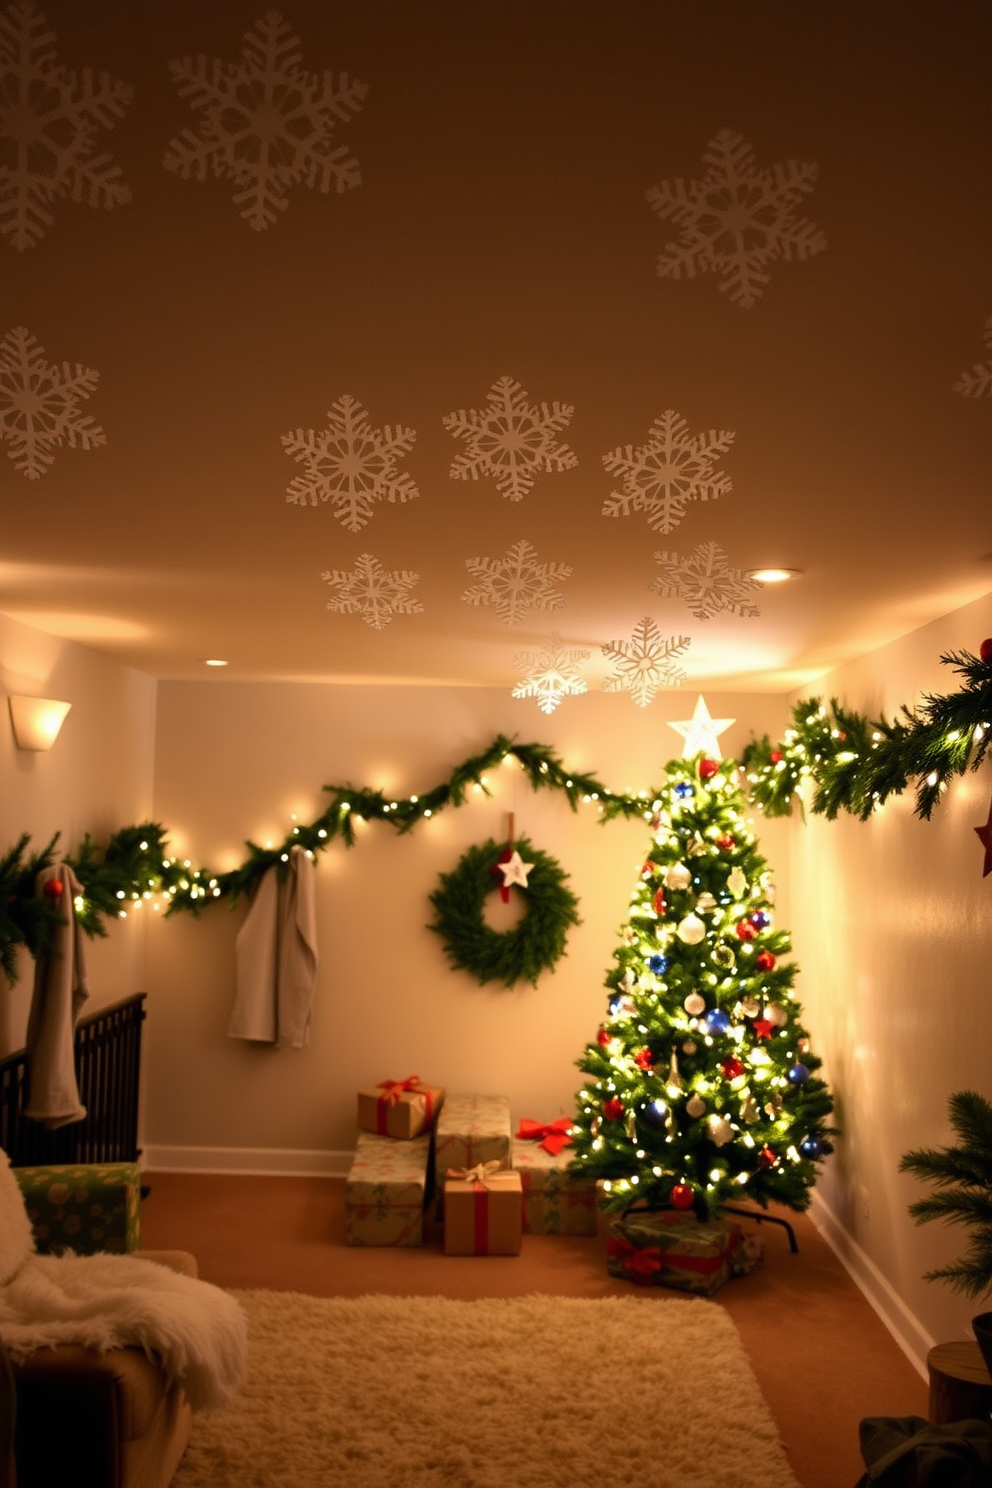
{"left": 173, "top": 1290, "right": 800, "bottom": 1488}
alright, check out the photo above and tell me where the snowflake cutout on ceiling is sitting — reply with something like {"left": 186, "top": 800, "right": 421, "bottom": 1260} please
{"left": 953, "top": 314, "right": 992, "bottom": 398}
{"left": 443, "top": 376, "right": 578, "bottom": 503}
{"left": 601, "top": 618, "right": 690, "bottom": 707}
{"left": 602, "top": 409, "right": 734, "bottom": 533}
{"left": 651, "top": 540, "right": 760, "bottom": 619}
{"left": 462, "top": 539, "right": 572, "bottom": 626}
{"left": 0, "top": 0, "right": 133, "bottom": 250}
{"left": 321, "top": 552, "right": 423, "bottom": 630}
{"left": 164, "top": 10, "right": 367, "bottom": 232}
{"left": 0, "top": 325, "right": 105, "bottom": 478}
{"left": 283, "top": 394, "right": 418, "bottom": 531}
{"left": 646, "top": 128, "right": 826, "bottom": 309}
{"left": 512, "top": 631, "right": 590, "bottom": 714}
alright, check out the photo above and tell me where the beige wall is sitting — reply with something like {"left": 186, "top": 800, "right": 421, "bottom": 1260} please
{"left": 788, "top": 592, "right": 992, "bottom": 1362}
{"left": 0, "top": 612, "right": 157, "bottom": 1051}
{"left": 144, "top": 684, "right": 791, "bottom": 1168}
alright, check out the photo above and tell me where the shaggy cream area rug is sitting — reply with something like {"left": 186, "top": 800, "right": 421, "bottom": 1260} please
{"left": 173, "top": 1291, "right": 799, "bottom": 1488}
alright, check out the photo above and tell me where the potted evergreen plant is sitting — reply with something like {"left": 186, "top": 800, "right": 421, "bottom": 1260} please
{"left": 899, "top": 1089, "right": 992, "bottom": 1377}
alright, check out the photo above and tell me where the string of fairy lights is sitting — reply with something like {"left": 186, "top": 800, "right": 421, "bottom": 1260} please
{"left": 1, "top": 643, "right": 989, "bottom": 983}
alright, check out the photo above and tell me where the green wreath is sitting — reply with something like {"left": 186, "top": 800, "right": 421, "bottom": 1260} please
{"left": 427, "top": 836, "right": 581, "bottom": 988}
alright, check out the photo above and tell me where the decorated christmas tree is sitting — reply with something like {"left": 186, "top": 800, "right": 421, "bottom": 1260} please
{"left": 570, "top": 708, "right": 834, "bottom": 1221}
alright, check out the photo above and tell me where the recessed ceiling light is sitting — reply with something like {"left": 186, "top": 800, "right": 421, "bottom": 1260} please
{"left": 748, "top": 568, "right": 803, "bottom": 584}
{"left": 203, "top": 658, "right": 229, "bottom": 667}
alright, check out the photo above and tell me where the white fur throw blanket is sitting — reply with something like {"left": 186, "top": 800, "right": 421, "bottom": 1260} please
{"left": 0, "top": 1251, "right": 248, "bottom": 1411}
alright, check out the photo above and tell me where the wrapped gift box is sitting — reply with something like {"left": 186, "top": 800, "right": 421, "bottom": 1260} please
{"left": 434, "top": 1094, "right": 511, "bottom": 1214}
{"left": 345, "top": 1131, "right": 431, "bottom": 1246}
{"left": 14, "top": 1161, "right": 141, "bottom": 1255}
{"left": 512, "top": 1137, "right": 597, "bottom": 1236}
{"left": 444, "top": 1167, "right": 522, "bottom": 1255}
{"left": 606, "top": 1210, "right": 749, "bottom": 1295}
{"left": 357, "top": 1076, "right": 445, "bottom": 1140}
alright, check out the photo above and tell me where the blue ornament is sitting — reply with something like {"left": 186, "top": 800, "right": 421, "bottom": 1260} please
{"left": 705, "top": 1008, "right": 730, "bottom": 1035}
{"left": 800, "top": 1136, "right": 822, "bottom": 1159}
{"left": 608, "top": 995, "right": 622, "bottom": 1015}
{"left": 674, "top": 783, "right": 694, "bottom": 800}
{"left": 648, "top": 954, "right": 669, "bottom": 974}
{"left": 639, "top": 1098, "right": 670, "bottom": 1127}
{"left": 749, "top": 910, "right": 770, "bottom": 928}
{"left": 787, "top": 1063, "right": 810, "bottom": 1085}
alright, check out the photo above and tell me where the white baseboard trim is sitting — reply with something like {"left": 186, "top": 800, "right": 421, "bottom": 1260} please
{"left": 142, "top": 1144, "right": 353, "bottom": 1178}
{"left": 809, "top": 1191, "right": 935, "bottom": 1383}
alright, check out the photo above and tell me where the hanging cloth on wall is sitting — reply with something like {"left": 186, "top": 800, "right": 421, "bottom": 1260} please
{"left": 229, "top": 845, "right": 318, "bottom": 1048}
{"left": 23, "top": 864, "right": 90, "bottom": 1128}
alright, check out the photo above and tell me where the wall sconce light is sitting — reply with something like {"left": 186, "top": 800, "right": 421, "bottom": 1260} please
{"left": 8, "top": 695, "right": 72, "bottom": 751}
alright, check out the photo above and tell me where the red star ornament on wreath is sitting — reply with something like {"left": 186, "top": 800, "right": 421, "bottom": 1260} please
{"left": 975, "top": 795, "right": 992, "bottom": 878}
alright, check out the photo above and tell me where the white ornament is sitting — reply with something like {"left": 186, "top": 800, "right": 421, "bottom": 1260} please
{"left": 686, "top": 1094, "right": 706, "bottom": 1119}
{"left": 283, "top": 395, "right": 418, "bottom": 530}
{"left": 498, "top": 850, "right": 533, "bottom": 889}
{"left": 165, "top": 12, "right": 367, "bottom": 231}
{"left": 695, "top": 891, "right": 716, "bottom": 913}
{"left": 601, "top": 618, "right": 690, "bottom": 707}
{"left": 665, "top": 862, "right": 692, "bottom": 891}
{"left": 683, "top": 992, "right": 706, "bottom": 1016}
{"left": 646, "top": 129, "right": 826, "bottom": 310}
{"left": 321, "top": 553, "right": 424, "bottom": 630}
{"left": 512, "top": 631, "right": 590, "bottom": 715}
{"left": 652, "top": 542, "right": 761, "bottom": 620}
{"left": 463, "top": 539, "right": 572, "bottom": 626}
{"left": 707, "top": 1114, "right": 734, "bottom": 1147}
{"left": 727, "top": 867, "right": 748, "bottom": 898}
{"left": 444, "top": 376, "right": 577, "bottom": 502}
{"left": 676, "top": 913, "right": 706, "bottom": 945}
{"left": 740, "top": 996, "right": 761, "bottom": 1018}
{"left": 668, "top": 695, "right": 736, "bottom": 760}
{"left": 602, "top": 410, "right": 734, "bottom": 533}
{"left": 766, "top": 1003, "right": 789, "bottom": 1027}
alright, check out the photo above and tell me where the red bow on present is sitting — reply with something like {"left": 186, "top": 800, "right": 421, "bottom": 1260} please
{"left": 377, "top": 1074, "right": 424, "bottom": 1105}
{"left": 516, "top": 1117, "right": 574, "bottom": 1156}
{"left": 607, "top": 1233, "right": 663, "bottom": 1282}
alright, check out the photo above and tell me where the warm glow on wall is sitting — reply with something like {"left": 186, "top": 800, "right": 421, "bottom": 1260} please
{"left": 8, "top": 695, "right": 72, "bottom": 751}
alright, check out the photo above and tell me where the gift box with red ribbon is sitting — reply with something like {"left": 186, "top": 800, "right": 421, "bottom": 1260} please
{"left": 444, "top": 1162, "right": 522, "bottom": 1256}
{"left": 357, "top": 1074, "right": 445, "bottom": 1140}
{"left": 511, "top": 1130, "right": 598, "bottom": 1236}
{"left": 605, "top": 1210, "right": 749, "bottom": 1295}
{"left": 345, "top": 1131, "right": 431, "bottom": 1246}
{"left": 434, "top": 1094, "right": 512, "bottom": 1214}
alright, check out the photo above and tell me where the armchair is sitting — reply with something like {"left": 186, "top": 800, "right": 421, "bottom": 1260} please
{"left": 2, "top": 1158, "right": 201, "bottom": 1488}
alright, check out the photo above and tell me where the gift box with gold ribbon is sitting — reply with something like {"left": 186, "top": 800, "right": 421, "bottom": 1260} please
{"left": 444, "top": 1162, "right": 522, "bottom": 1256}
{"left": 345, "top": 1131, "right": 431, "bottom": 1246}
{"left": 511, "top": 1127, "right": 597, "bottom": 1235}
{"left": 357, "top": 1075, "right": 445, "bottom": 1140}
{"left": 434, "top": 1093, "right": 512, "bottom": 1213}
{"left": 605, "top": 1210, "right": 748, "bottom": 1295}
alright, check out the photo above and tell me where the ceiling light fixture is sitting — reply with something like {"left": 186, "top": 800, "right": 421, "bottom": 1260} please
{"left": 203, "top": 659, "right": 229, "bottom": 667}
{"left": 8, "top": 695, "right": 72, "bottom": 751}
{"left": 748, "top": 567, "right": 803, "bottom": 584}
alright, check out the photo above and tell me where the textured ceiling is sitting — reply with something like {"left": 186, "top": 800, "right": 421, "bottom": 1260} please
{"left": 2, "top": 0, "right": 990, "bottom": 706}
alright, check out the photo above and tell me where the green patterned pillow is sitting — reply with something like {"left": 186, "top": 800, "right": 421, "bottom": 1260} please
{"left": 14, "top": 1162, "right": 141, "bottom": 1255}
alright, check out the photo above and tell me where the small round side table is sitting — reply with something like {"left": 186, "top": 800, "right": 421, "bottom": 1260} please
{"left": 927, "top": 1341, "right": 992, "bottom": 1424}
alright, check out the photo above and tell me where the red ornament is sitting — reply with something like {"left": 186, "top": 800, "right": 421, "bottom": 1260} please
{"left": 720, "top": 1055, "right": 745, "bottom": 1081}
{"left": 640, "top": 861, "right": 654, "bottom": 880}
{"left": 634, "top": 1048, "right": 655, "bottom": 1070}
{"left": 42, "top": 878, "right": 64, "bottom": 899}
{"left": 770, "top": 750, "right": 783, "bottom": 764}
{"left": 596, "top": 1028, "right": 611, "bottom": 1047}
{"left": 489, "top": 846, "right": 514, "bottom": 904}
{"left": 669, "top": 1183, "right": 695, "bottom": 1210}
{"left": 759, "top": 1146, "right": 777, "bottom": 1169}
{"left": 653, "top": 888, "right": 666, "bottom": 915}
{"left": 735, "top": 920, "right": 757, "bottom": 942}
{"left": 699, "top": 758, "right": 719, "bottom": 780}
{"left": 716, "top": 834, "right": 735, "bottom": 851}
{"left": 753, "top": 1018, "right": 774, "bottom": 1041}
{"left": 603, "top": 1098, "right": 624, "bottom": 1121}
{"left": 975, "top": 795, "right": 992, "bottom": 878}
{"left": 755, "top": 950, "right": 777, "bottom": 972}
{"left": 980, "top": 638, "right": 992, "bottom": 662}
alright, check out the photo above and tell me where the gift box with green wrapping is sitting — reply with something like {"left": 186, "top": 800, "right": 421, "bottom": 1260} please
{"left": 14, "top": 1161, "right": 141, "bottom": 1254}
{"left": 605, "top": 1209, "right": 757, "bottom": 1294}
{"left": 345, "top": 1131, "right": 431, "bottom": 1246}
{"left": 434, "top": 1093, "right": 511, "bottom": 1215}
{"left": 512, "top": 1126, "right": 597, "bottom": 1235}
